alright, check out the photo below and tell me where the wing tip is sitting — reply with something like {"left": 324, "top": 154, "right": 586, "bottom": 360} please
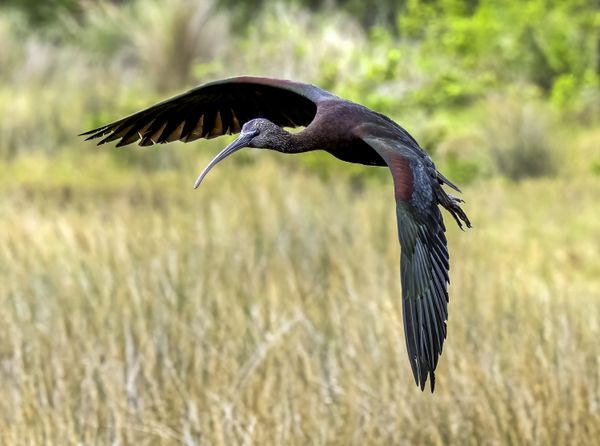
{"left": 80, "top": 125, "right": 114, "bottom": 145}
{"left": 410, "top": 359, "right": 437, "bottom": 392}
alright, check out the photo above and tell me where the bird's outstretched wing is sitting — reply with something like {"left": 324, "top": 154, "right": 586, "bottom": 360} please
{"left": 81, "top": 76, "right": 333, "bottom": 147}
{"left": 360, "top": 133, "right": 468, "bottom": 392}
{"left": 395, "top": 200, "right": 450, "bottom": 392}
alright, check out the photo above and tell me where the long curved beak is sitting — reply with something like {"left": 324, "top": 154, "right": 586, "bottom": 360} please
{"left": 193, "top": 131, "right": 257, "bottom": 189}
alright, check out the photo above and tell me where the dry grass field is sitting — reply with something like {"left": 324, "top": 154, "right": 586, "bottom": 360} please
{"left": 1, "top": 0, "right": 599, "bottom": 443}
{"left": 0, "top": 155, "right": 598, "bottom": 444}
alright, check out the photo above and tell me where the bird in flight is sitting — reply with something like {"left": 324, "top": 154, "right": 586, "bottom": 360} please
{"left": 81, "top": 76, "right": 471, "bottom": 391}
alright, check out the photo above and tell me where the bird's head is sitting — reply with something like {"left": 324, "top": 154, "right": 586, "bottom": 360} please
{"left": 194, "top": 118, "right": 283, "bottom": 188}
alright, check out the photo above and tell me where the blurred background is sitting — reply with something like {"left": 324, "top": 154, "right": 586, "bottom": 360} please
{"left": 0, "top": 0, "right": 598, "bottom": 444}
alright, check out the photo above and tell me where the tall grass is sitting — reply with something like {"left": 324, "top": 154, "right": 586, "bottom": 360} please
{"left": 0, "top": 158, "right": 599, "bottom": 444}
{"left": 68, "top": 0, "right": 229, "bottom": 92}
{"left": 481, "top": 91, "right": 559, "bottom": 180}
{"left": 0, "top": 0, "right": 599, "bottom": 443}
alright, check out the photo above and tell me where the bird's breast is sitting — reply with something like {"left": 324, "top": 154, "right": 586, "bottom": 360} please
{"left": 306, "top": 103, "right": 388, "bottom": 166}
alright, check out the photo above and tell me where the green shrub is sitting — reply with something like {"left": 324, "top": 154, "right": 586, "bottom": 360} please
{"left": 398, "top": 0, "right": 598, "bottom": 106}
{"left": 3, "top": 0, "right": 80, "bottom": 25}
{"left": 481, "top": 91, "right": 559, "bottom": 180}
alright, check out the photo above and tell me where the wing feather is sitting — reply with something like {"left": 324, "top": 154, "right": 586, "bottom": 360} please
{"left": 81, "top": 76, "right": 332, "bottom": 147}
{"left": 360, "top": 134, "right": 469, "bottom": 392}
{"left": 397, "top": 202, "right": 450, "bottom": 391}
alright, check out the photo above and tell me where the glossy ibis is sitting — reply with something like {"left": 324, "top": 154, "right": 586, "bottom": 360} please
{"left": 81, "top": 76, "right": 471, "bottom": 392}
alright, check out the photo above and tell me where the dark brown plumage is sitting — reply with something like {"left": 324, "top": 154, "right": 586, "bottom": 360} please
{"left": 81, "top": 76, "right": 471, "bottom": 392}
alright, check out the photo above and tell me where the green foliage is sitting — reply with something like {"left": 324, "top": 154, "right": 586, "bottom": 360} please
{"left": 480, "top": 90, "right": 560, "bottom": 180}
{"left": 3, "top": 0, "right": 80, "bottom": 25}
{"left": 216, "top": 0, "right": 408, "bottom": 28}
{"left": 397, "top": 0, "right": 599, "bottom": 106}
{"left": 70, "top": 0, "right": 230, "bottom": 92}
{"left": 0, "top": 0, "right": 597, "bottom": 180}
{"left": 443, "top": 152, "right": 481, "bottom": 185}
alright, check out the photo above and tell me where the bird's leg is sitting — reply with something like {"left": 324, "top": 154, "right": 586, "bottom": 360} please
{"left": 436, "top": 189, "right": 471, "bottom": 230}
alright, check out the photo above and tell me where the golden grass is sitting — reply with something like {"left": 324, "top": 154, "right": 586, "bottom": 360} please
{"left": 0, "top": 156, "right": 598, "bottom": 444}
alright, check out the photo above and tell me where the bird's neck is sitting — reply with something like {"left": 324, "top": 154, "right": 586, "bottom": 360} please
{"left": 263, "top": 126, "right": 321, "bottom": 154}
{"left": 282, "top": 129, "right": 320, "bottom": 154}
